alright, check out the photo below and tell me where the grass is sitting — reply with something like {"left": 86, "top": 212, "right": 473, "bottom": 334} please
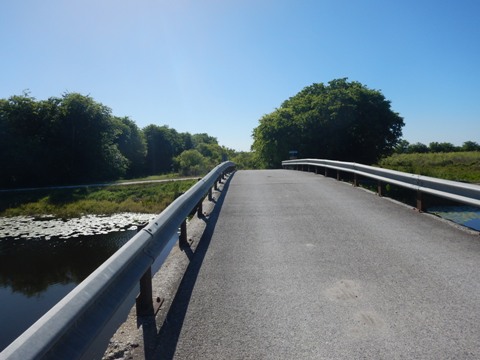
{"left": 377, "top": 151, "right": 480, "bottom": 183}
{"left": 114, "top": 173, "right": 199, "bottom": 183}
{"left": 0, "top": 180, "right": 198, "bottom": 218}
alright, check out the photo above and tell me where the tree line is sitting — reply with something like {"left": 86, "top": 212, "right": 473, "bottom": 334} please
{"left": 0, "top": 92, "right": 254, "bottom": 189}
{"left": 394, "top": 140, "right": 480, "bottom": 154}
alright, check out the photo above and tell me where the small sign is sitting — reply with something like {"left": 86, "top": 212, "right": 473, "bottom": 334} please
{"left": 289, "top": 150, "right": 298, "bottom": 159}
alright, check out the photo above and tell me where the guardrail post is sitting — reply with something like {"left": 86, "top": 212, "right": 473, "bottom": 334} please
{"left": 325, "top": 168, "right": 329, "bottom": 177}
{"left": 136, "top": 267, "right": 154, "bottom": 316}
{"left": 377, "top": 181, "right": 384, "bottom": 197}
{"left": 315, "top": 167, "right": 318, "bottom": 174}
{"left": 337, "top": 170, "right": 340, "bottom": 181}
{"left": 180, "top": 218, "right": 188, "bottom": 248}
{"left": 197, "top": 198, "right": 203, "bottom": 217}
{"left": 416, "top": 191, "right": 426, "bottom": 212}
{"left": 208, "top": 188, "right": 213, "bottom": 201}
{"left": 353, "top": 173, "right": 359, "bottom": 187}
{"left": 214, "top": 179, "right": 218, "bottom": 190}
{"left": 135, "top": 222, "right": 154, "bottom": 316}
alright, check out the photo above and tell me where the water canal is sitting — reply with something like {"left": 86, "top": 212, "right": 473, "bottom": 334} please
{"left": 427, "top": 205, "right": 480, "bottom": 231}
{"left": 0, "top": 213, "right": 154, "bottom": 352}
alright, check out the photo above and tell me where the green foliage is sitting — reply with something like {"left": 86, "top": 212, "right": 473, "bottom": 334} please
{"left": 461, "top": 141, "right": 480, "bottom": 152}
{"left": 394, "top": 139, "right": 410, "bottom": 154}
{"left": 407, "top": 142, "right": 429, "bottom": 154}
{"left": 54, "top": 93, "right": 129, "bottom": 182}
{"left": 142, "top": 127, "right": 222, "bottom": 176}
{"left": 428, "top": 142, "right": 456, "bottom": 153}
{"left": 0, "top": 93, "right": 56, "bottom": 187}
{"left": 0, "top": 93, "right": 128, "bottom": 187}
{"left": 0, "top": 92, "right": 237, "bottom": 188}
{"left": 113, "top": 116, "right": 147, "bottom": 177}
{"left": 394, "top": 140, "right": 480, "bottom": 154}
{"left": 0, "top": 91, "right": 259, "bottom": 189}
{"left": 252, "top": 78, "right": 404, "bottom": 167}
{"left": 378, "top": 152, "right": 480, "bottom": 183}
{"left": 191, "top": 133, "right": 218, "bottom": 147}
{"left": 174, "top": 149, "right": 211, "bottom": 176}
{"left": 143, "top": 124, "right": 184, "bottom": 174}
{"left": 196, "top": 143, "right": 227, "bottom": 163}
{"left": 174, "top": 135, "right": 259, "bottom": 175}
{"left": 230, "top": 151, "right": 261, "bottom": 169}
{"left": 0, "top": 180, "right": 197, "bottom": 218}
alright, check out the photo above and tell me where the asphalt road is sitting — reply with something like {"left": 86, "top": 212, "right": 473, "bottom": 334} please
{"left": 153, "top": 169, "right": 480, "bottom": 359}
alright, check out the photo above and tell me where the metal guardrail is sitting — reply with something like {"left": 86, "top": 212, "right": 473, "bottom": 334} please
{"left": 282, "top": 158, "right": 480, "bottom": 210}
{"left": 1, "top": 161, "right": 235, "bottom": 360}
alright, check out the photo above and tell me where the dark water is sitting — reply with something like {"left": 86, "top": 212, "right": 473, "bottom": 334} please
{"left": 0, "top": 230, "right": 137, "bottom": 352}
{"left": 427, "top": 205, "right": 480, "bottom": 231}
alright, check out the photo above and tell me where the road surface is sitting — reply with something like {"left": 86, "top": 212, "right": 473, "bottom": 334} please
{"left": 151, "top": 170, "right": 480, "bottom": 359}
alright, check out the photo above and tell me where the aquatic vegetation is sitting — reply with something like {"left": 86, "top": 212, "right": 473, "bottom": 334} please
{"left": 0, "top": 213, "right": 156, "bottom": 240}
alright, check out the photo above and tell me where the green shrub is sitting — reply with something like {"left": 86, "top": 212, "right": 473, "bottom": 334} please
{"left": 0, "top": 180, "right": 197, "bottom": 218}
{"left": 378, "top": 152, "right": 480, "bottom": 183}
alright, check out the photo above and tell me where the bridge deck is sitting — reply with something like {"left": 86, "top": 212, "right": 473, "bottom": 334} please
{"left": 151, "top": 170, "right": 480, "bottom": 359}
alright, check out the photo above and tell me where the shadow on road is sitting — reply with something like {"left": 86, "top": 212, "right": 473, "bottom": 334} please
{"left": 141, "top": 173, "right": 233, "bottom": 360}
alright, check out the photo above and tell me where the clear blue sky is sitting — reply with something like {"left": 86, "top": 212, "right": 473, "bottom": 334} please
{"left": 1, "top": 0, "right": 479, "bottom": 151}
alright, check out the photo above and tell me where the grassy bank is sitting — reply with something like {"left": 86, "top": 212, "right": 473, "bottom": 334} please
{"left": 377, "top": 151, "right": 480, "bottom": 183}
{"left": 0, "top": 180, "right": 197, "bottom": 218}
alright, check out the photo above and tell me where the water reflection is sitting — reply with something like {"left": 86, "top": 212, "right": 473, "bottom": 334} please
{"left": 0, "top": 230, "right": 136, "bottom": 352}
{"left": 428, "top": 205, "right": 480, "bottom": 231}
{"left": 0, "top": 231, "right": 136, "bottom": 295}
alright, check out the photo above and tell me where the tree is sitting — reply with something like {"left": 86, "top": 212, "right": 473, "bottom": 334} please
{"left": 144, "top": 125, "right": 183, "bottom": 174}
{"left": 0, "top": 94, "right": 63, "bottom": 187}
{"left": 0, "top": 94, "right": 42, "bottom": 187}
{"left": 196, "top": 142, "right": 227, "bottom": 163}
{"left": 0, "top": 90, "right": 238, "bottom": 188}
{"left": 461, "top": 141, "right": 480, "bottom": 152}
{"left": 51, "top": 93, "right": 128, "bottom": 183}
{"left": 428, "top": 142, "right": 457, "bottom": 153}
{"left": 191, "top": 133, "right": 218, "bottom": 147}
{"left": 231, "top": 151, "right": 261, "bottom": 169}
{"left": 179, "top": 132, "right": 194, "bottom": 151}
{"left": 252, "top": 79, "right": 404, "bottom": 167}
{"left": 394, "top": 139, "right": 410, "bottom": 154}
{"left": 174, "top": 149, "right": 210, "bottom": 176}
{"left": 0, "top": 93, "right": 129, "bottom": 187}
{"left": 113, "top": 117, "right": 147, "bottom": 177}
{"left": 406, "top": 142, "right": 429, "bottom": 153}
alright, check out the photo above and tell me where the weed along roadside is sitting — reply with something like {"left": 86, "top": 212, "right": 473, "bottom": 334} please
{"left": 0, "top": 179, "right": 198, "bottom": 219}
{"left": 378, "top": 151, "right": 480, "bottom": 183}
